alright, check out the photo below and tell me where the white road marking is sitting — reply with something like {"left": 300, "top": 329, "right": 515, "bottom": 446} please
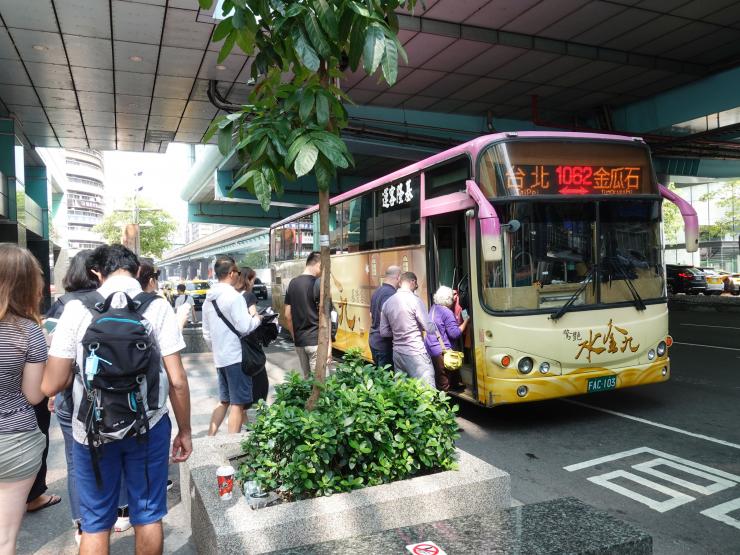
{"left": 587, "top": 470, "right": 695, "bottom": 513}
{"left": 564, "top": 447, "right": 740, "bottom": 481}
{"left": 701, "top": 497, "right": 740, "bottom": 531}
{"left": 673, "top": 341, "right": 740, "bottom": 352}
{"left": 631, "top": 458, "right": 736, "bottom": 495}
{"left": 679, "top": 323, "right": 740, "bottom": 330}
{"left": 562, "top": 399, "right": 740, "bottom": 450}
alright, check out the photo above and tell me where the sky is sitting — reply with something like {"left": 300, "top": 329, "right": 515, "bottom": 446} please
{"left": 103, "top": 143, "right": 192, "bottom": 245}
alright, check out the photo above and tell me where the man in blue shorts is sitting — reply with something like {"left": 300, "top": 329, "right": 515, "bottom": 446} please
{"left": 202, "top": 255, "right": 262, "bottom": 435}
{"left": 42, "top": 244, "right": 192, "bottom": 555}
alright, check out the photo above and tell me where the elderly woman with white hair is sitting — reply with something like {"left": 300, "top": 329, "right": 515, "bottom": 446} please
{"left": 424, "top": 285, "right": 469, "bottom": 391}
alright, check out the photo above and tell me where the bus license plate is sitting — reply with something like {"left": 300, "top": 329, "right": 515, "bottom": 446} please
{"left": 587, "top": 375, "right": 617, "bottom": 393}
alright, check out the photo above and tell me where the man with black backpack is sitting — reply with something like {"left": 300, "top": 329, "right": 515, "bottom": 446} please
{"left": 202, "top": 255, "right": 262, "bottom": 436}
{"left": 42, "top": 244, "right": 191, "bottom": 555}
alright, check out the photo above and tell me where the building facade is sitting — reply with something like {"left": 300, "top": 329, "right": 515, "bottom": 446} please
{"left": 64, "top": 149, "right": 106, "bottom": 251}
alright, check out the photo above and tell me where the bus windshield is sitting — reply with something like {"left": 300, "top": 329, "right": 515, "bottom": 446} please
{"left": 480, "top": 199, "right": 664, "bottom": 313}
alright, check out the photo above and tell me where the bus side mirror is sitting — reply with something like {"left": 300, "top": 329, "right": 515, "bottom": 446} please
{"left": 480, "top": 219, "right": 502, "bottom": 262}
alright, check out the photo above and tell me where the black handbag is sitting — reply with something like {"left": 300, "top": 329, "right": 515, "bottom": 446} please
{"left": 211, "top": 299, "right": 266, "bottom": 377}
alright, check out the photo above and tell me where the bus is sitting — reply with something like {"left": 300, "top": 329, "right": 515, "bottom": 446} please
{"left": 269, "top": 131, "right": 698, "bottom": 407}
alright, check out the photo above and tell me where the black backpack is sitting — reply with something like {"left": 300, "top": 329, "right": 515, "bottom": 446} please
{"left": 74, "top": 291, "right": 164, "bottom": 487}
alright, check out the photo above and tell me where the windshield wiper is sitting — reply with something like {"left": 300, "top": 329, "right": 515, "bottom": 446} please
{"left": 609, "top": 256, "right": 646, "bottom": 311}
{"left": 550, "top": 267, "right": 595, "bottom": 321}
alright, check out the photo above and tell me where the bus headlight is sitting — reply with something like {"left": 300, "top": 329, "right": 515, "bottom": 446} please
{"left": 647, "top": 349, "right": 656, "bottom": 360}
{"left": 657, "top": 341, "right": 667, "bottom": 357}
{"left": 518, "top": 357, "right": 534, "bottom": 374}
{"left": 539, "top": 362, "right": 550, "bottom": 374}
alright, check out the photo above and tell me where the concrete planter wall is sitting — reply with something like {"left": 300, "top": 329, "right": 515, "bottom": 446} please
{"left": 182, "top": 434, "right": 511, "bottom": 554}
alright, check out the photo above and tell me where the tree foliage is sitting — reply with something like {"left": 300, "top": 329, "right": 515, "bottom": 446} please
{"left": 698, "top": 181, "right": 739, "bottom": 241}
{"left": 200, "top": 0, "right": 421, "bottom": 409}
{"left": 201, "top": 0, "right": 419, "bottom": 204}
{"left": 93, "top": 198, "right": 178, "bottom": 259}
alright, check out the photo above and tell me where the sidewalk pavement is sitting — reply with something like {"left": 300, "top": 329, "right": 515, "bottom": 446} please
{"left": 18, "top": 338, "right": 302, "bottom": 555}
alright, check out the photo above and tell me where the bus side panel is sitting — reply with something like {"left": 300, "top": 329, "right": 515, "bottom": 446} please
{"left": 272, "top": 246, "right": 428, "bottom": 361}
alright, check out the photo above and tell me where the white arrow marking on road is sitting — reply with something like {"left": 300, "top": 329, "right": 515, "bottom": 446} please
{"left": 701, "top": 497, "right": 740, "bottom": 531}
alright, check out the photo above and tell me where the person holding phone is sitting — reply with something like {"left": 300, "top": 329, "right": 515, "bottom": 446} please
{"left": 235, "top": 267, "right": 269, "bottom": 404}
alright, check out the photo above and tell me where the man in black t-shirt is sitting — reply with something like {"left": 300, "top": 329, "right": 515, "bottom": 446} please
{"left": 284, "top": 251, "right": 322, "bottom": 377}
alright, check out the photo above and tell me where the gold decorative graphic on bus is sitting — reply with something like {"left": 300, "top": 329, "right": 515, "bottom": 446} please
{"left": 571, "top": 319, "right": 640, "bottom": 363}
{"left": 505, "top": 165, "right": 643, "bottom": 196}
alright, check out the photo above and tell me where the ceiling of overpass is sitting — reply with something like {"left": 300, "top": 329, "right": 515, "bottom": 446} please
{"left": 0, "top": 0, "right": 739, "bottom": 154}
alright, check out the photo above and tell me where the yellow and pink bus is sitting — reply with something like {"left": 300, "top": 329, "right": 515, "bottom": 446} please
{"left": 270, "top": 132, "right": 698, "bottom": 407}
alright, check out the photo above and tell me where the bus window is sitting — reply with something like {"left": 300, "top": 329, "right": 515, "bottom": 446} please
{"left": 599, "top": 200, "right": 664, "bottom": 303}
{"left": 374, "top": 176, "right": 421, "bottom": 249}
{"left": 482, "top": 203, "right": 597, "bottom": 312}
{"left": 296, "top": 215, "right": 313, "bottom": 259}
{"left": 329, "top": 205, "right": 341, "bottom": 253}
{"left": 311, "top": 212, "right": 320, "bottom": 251}
{"left": 337, "top": 192, "right": 379, "bottom": 252}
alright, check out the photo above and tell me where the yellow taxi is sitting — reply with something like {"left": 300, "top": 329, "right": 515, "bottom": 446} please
{"left": 181, "top": 280, "right": 211, "bottom": 309}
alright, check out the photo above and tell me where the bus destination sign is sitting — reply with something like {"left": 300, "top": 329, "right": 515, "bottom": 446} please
{"left": 505, "top": 165, "right": 646, "bottom": 196}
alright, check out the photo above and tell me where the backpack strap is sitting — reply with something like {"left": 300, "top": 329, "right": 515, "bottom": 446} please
{"left": 133, "top": 291, "right": 161, "bottom": 315}
{"left": 211, "top": 299, "right": 242, "bottom": 339}
{"left": 78, "top": 291, "right": 106, "bottom": 314}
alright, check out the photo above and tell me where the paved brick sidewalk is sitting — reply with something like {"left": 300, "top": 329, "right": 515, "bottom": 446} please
{"left": 18, "top": 339, "right": 301, "bottom": 554}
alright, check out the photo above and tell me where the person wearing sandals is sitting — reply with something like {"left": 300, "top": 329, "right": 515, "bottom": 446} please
{"left": 424, "top": 286, "right": 469, "bottom": 392}
{"left": 45, "top": 250, "right": 98, "bottom": 544}
{"left": 0, "top": 244, "right": 48, "bottom": 554}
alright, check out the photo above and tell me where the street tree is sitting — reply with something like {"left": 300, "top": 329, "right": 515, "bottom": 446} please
{"left": 698, "top": 181, "right": 739, "bottom": 240}
{"left": 94, "top": 198, "right": 178, "bottom": 259}
{"left": 200, "top": 0, "right": 420, "bottom": 409}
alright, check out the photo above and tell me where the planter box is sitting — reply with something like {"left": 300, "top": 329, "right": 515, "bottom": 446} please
{"left": 182, "top": 434, "right": 511, "bottom": 554}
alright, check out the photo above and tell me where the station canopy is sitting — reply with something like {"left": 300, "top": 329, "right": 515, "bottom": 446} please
{"left": 1, "top": 0, "right": 739, "bottom": 156}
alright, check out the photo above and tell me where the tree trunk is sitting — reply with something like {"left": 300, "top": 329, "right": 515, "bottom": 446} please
{"left": 306, "top": 187, "right": 331, "bottom": 411}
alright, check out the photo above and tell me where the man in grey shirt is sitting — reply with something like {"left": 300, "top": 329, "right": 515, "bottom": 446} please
{"left": 379, "top": 272, "right": 436, "bottom": 387}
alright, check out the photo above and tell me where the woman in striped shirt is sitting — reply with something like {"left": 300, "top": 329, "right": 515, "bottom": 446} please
{"left": 0, "top": 244, "right": 47, "bottom": 554}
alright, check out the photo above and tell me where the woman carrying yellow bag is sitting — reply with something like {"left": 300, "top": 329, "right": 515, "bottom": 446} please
{"left": 424, "top": 286, "right": 469, "bottom": 392}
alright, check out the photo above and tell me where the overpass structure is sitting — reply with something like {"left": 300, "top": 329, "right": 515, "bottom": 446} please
{"left": 1, "top": 1, "right": 739, "bottom": 283}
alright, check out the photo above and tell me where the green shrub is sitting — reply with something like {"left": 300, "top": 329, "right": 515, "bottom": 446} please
{"left": 238, "top": 348, "right": 460, "bottom": 500}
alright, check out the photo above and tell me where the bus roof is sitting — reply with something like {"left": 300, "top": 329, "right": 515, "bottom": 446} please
{"left": 270, "top": 131, "right": 645, "bottom": 229}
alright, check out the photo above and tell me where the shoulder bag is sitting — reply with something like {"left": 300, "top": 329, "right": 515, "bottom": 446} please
{"left": 211, "top": 299, "right": 266, "bottom": 377}
{"left": 432, "top": 306, "right": 464, "bottom": 371}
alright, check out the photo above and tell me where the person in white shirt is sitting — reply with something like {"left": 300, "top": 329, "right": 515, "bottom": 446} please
{"left": 174, "top": 283, "right": 196, "bottom": 329}
{"left": 202, "top": 256, "right": 261, "bottom": 435}
{"left": 41, "top": 244, "right": 191, "bottom": 555}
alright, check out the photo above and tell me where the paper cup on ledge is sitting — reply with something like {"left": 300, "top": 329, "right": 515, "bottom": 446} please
{"left": 216, "top": 465, "right": 235, "bottom": 500}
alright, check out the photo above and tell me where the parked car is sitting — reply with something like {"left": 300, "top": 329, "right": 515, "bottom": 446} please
{"left": 666, "top": 264, "right": 707, "bottom": 295}
{"left": 253, "top": 277, "right": 268, "bottom": 300}
{"left": 697, "top": 267, "right": 724, "bottom": 295}
{"left": 728, "top": 273, "right": 740, "bottom": 295}
{"left": 183, "top": 280, "right": 211, "bottom": 309}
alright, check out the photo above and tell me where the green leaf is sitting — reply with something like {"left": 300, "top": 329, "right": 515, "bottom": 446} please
{"left": 218, "top": 123, "right": 232, "bottom": 155}
{"left": 315, "top": 93, "right": 329, "bottom": 126}
{"left": 198, "top": 0, "right": 213, "bottom": 10}
{"left": 381, "top": 36, "right": 398, "bottom": 85}
{"left": 348, "top": 2, "right": 370, "bottom": 17}
{"left": 316, "top": 0, "right": 338, "bottom": 40}
{"left": 294, "top": 31, "right": 320, "bottom": 72}
{"left": 348, "top": 18, "right": 364, "bottom": 71}
{"left": 363, "top": 25, "right": 385, "bottom": 75}
{"left": 286, "top": 134, "right": 311, "bottom": 165}
{"left": 299, "top": 89, "right": 315, "bottom": 122}
{"left": 304, "top": 14, "right": 331, "bottom": 58}
{"left": 338, "top": 9, "right": 354, "bottom": 43}
{"left": 212, "top": 19, "right": 233, "bottom": 42}
{"left": 218, "top": 31, "right": 236, "bottom": 63}
{"left": 235, "top": 29, "right": 255, "bottom": 55}
{"left": 254, "top": 171, "right": 272, "bottom": 211}
{"left": 232, "top": 7, "right": 246, "bottom": 29}
{"left": 294, "top": 142, "right": 318, "bottom": 177}
{"left": 314, "top": 156, "right": 333, "bottom": 190}
{"left": 314, "top": 139, "right": 348, "bottom": 169}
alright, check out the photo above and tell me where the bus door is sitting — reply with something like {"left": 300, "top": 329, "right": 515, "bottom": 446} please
{"left": 427, "top": 213, "right": 475, "bottom": 395}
